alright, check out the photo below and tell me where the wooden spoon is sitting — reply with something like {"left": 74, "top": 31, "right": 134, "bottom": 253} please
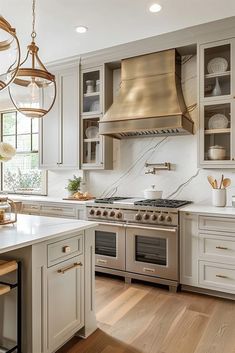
{"left": 207, "top": 175, "right": 215, "bottom": 188}
{"left": 219, "top": 174, "right": 224, "bottom": 189}
{"left": 214, "top": 179, "right": 218, "bottom": 189}
{"left": 223, "top": 178, "right": 231, "bottom": 189}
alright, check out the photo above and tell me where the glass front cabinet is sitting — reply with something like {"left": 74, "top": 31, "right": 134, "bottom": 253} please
{"left": 199, "top": 39, "right": 235, "bottom": 168}
{"left": 81, "top": 65, "right": 114, "bottom": 170}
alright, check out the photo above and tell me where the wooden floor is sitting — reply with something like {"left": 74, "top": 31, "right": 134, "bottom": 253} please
{"left": 57, "top": 275, "right": 235, "bottom": 353}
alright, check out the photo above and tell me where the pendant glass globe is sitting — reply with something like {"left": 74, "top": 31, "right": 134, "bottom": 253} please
{"left": 0, "top": 16, "right": 20, "bottom": 91}
{"left": 9, "top": 41, "right": 56, "bottom": 118}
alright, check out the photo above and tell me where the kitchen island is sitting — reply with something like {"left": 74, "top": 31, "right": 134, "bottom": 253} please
{"left": 0, "top": 214, "right": 98, "bottom": 353}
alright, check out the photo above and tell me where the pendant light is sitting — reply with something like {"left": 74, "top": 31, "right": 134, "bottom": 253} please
{"left": 0, "top": 16, "right": 20, "bottom": 91}
{"left": 9, "top": 0, "right": 56, "bottom": 118}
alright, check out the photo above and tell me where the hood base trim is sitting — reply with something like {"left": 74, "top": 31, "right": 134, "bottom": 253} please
{"left": 99, "top": 115, "right": 194, "bottom": 139}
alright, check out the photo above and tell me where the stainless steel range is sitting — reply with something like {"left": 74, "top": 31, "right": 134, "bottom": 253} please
{"left": 86, "top": 197, "right": 191, "bottom": 292}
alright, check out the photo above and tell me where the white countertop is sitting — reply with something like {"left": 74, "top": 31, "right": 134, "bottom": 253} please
{"left": 181, "top": 204, "right": 235, "bottom": 216}
{"left": 0, "top": 214, "right": 98, "bottom": 254}
{"left": 8, "top": 194, "right": 90, "bottom": 205}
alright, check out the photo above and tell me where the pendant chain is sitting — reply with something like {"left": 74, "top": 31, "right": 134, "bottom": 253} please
{"left": 31, "top": 0, "right": 36, "bottom": 41}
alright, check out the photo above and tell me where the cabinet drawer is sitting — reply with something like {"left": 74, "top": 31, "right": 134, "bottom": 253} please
{"left": 21, "top": 203, "right": 40, "bottom": 214}
{"left": 199, "top": 234, "right": 235, "bottom": 264}
{"left": 199, "top": 216, "right": 235, "bottom": 233}
{"left": 41, "top": 205, "right": 77, "bottom": 218}
{"left": 199, "top": 261, "right": 235, "bottom": 294}
{"left": 47, "top": 234, "right": 83, "bottom": 267}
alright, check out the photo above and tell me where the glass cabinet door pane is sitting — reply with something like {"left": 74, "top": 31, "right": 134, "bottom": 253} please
{"left": 83, "top": 70, "right": 100, "bottom": 114}
{"left": 204, "top": 44, "right": 231, "bottom": 98}
{"left": 204, "top": 103, "right": 231, "bottom": 161}
{"left": 135, "top": 236, "right": 167, "bottom": 266}
{"left": 95, "top": 230, "right": 116, "bottom": 257}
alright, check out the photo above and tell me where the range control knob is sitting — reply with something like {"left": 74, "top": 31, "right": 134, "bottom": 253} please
{"left": 109, "top": 210, "right": 115, "bottom": 217}
{"left": 116, "top": 212, "right": 122, "bottom": 219}
{"left": 89, "top": 209, "right": 95, "bottom": 215}
{"left": 151, "top": 214, "right": 157, "bottom": 221}
{"left": 143, "top": 213, "right": 150, "bottom": 220}
{"left": 158, "top": 214, "right": 165, "bottom": 222}
{"left": 96, "top": 209, "right": 101, "bottom": 216}
{"left": 103, "top": 210, "right": 108, "bottom": 216}
{"left": 135, "top": 213, "right": 142, "bottom": 221}
{"left": 166, "top": 215, "right": 172, "bottom": 223}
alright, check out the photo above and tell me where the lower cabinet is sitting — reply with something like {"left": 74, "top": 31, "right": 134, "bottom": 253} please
{"left": 180, "top": 212, "right": 199, "bottom": 286}
{"left": 47, "top": 254, "right": 84, "bottom": 352}
{"left": 180, "top": 211, "right": 235, "bottom": 296}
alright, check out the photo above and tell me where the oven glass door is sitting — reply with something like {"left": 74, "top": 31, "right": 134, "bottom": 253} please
{"left": 95, "top": 223, "right": 125, "bottom": 270}
{"left": 126, "top": 225, "right": 178, "bottom": 280}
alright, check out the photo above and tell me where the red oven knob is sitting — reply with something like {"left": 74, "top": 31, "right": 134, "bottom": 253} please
{"left": 116, "top": 212, "right": 122, "bottom": 219}
{"left": 89, "top": 209, "right": 95, "bottom": 215}
{"left": 96, "top": 209, "right": 101, "bottom": 216}
{"left": 135, "top": 213, "right": 142, "bottom": 221}
{"left": 143, "top": 213, "right": 149, "bottom": 220}
{"left": 109, "top": 210, "right": 115, "bottom": 217}
{"left": 103, "top": 210, "right": 108, "bottom": 216}
{"left": 158, "top": 214, "right": 165, "bottom": 222}
{"left": 151, "top": 214, "right": 157, "bottom": 221}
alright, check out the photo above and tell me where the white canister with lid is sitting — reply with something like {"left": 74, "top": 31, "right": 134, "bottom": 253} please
{"left": 208, "top": 145, "right": 226, "bottom": 160}
{"left": 143, "top": 185, "right": 163, "bottom": 199}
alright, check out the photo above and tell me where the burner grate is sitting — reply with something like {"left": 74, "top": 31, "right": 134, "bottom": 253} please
{"left": 134, "top": 199, "right": 192, "bottom": 208}
{"left": 94, "top": 197, "right": 131, "bottom": 204}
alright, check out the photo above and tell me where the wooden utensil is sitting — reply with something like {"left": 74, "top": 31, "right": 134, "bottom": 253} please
{"left": 223, "top": 178, "right": 231, "bottom": 189}
{"left": 214, "top": 179, "right": 218, "bottom": 189}
{"left": 219, "top": 174, "right": 224, "bottom": 189}
{"left": 207, "top": 175, "right": 215, "bottom": 188}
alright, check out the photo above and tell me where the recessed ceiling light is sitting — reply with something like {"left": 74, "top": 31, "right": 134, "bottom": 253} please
{"left": 76, "top": 26, "right": 88, "bottom": 34}
{"left": 149, "top": 3, "right": 162, "bottom": 13}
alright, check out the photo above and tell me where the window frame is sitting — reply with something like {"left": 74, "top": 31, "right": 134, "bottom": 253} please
{"left": 0, "top": 110, "right": 48, "bottom": 196}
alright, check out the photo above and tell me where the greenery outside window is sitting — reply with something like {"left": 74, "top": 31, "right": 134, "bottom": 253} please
{"left": 1, "top": 111, "right": 47, "bottom": 195}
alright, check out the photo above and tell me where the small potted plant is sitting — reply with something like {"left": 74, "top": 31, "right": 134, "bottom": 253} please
{"left": 66, "top": 175, "right": 82, "bottom": 197}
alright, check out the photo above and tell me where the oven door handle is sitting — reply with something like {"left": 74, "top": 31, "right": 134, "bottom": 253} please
{"left": 97, "top": 222, "right": 125, "bottom": 227}
{"left": 125, "top": 224, "right": 177, "bottom": 232}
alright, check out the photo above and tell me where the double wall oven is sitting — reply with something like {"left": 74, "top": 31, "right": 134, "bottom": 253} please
{"left": 87, "top": 198, "right": 190, "bottom": 291}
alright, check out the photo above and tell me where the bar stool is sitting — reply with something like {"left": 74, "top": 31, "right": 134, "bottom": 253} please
{"left": 0, "top": 260, "right": 21, "bottom": 353}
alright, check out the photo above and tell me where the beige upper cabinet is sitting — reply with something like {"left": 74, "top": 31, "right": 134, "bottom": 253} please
{"left": 198, "top": 38, "right": 235, "bottom": 168}
{"left": 39, "top": 64, "right": 80, "bottom": 170}
{"left": 80, "top": 64, "right": 114, "bottom": 170}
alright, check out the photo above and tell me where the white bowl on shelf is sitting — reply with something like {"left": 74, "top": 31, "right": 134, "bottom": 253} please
{"left": 85, "top": 126, "right": 99, "bottom": 139}
{"left": 208, "top": 145, "right": 226, "bottom": 160}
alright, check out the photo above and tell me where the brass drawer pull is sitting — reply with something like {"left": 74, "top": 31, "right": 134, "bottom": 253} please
{"left": 62, "top": 245, "right": 71, "bottom": 253}
{"left": 51, "top": 207, "right": 63, "bottom": 211}
{"left": 57, "top": 262, "right": 82, "bottom": 274}
{"left": 143, "top": 267, "right": 155, "bottom": 273}
{"left": 216, "top": 246, "right": 228, "bottom": 250}
{"left": 216, "top": 274, "right": 228, "bottom": 279}
{"left": 97, "top": 259, "right": 107, "bottom": 264}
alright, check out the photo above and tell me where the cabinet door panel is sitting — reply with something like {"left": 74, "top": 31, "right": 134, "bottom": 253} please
{"left": 47, "top": 255, "right": 84, "bottom": 351}
{"left": 60, "top": 68, "right": 79, "bottom": 168}
{"left": 180, "top": 212, "right": 199, "bottom": 286}
{"left": 39, "top": 73, "right": 60, "bottom": 169}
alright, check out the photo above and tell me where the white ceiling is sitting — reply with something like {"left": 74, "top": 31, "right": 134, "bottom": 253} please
{"left": 1, "top": 0, "right": 235, "bottom": 63}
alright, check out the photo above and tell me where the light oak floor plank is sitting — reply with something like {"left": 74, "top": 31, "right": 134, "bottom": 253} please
{"left": 57, "top": 276, "right": 235, "bottom": 353}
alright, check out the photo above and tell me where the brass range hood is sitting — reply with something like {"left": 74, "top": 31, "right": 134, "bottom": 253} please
{"left": 99, "top": 49, "right": 194, "bottom": 139}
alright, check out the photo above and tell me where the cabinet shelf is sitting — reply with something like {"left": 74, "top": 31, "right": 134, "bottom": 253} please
{"left": 205, "top": 71, "right": 231, "bottom": 79}
{"left": 83, "top": 92, "right": 100, "bottom": 97}
{"left": 204, "top": 128, "right": 231, "bottom": 135}
{"left": 84, "top": 138, "right": 100, "bottom": 142}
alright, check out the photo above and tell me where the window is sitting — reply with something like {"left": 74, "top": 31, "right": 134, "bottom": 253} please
{"left": 1, "top": 111, "right": 47, "bottom": 195}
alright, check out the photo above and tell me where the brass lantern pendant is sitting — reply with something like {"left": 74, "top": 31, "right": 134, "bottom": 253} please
{"left": 0, "top": 16, "right": 20, "bottom": 91}
{"left": 9, "top": 0, "right": 56, "bottom": 118}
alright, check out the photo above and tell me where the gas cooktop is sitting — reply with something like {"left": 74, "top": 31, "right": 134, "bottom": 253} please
{"left": 93, "top": 197, "right": 192, "bottom": 208}
{"left": 134, "top": 199, "right": 192, "bottom": 208}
